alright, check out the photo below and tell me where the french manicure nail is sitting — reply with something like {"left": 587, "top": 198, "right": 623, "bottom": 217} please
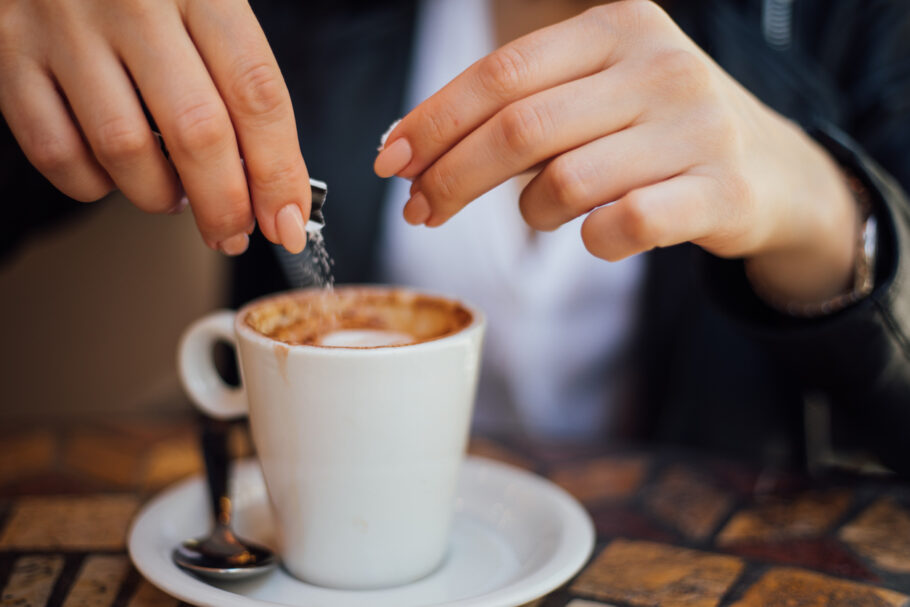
{"left": 374, "top": 138, "right": 413, "bottom": 178}
{"left": 276, "top": 204, "right": 307, "bottom": 254}
{"left": 218, "top": 233, "right": 250, "bottom": 256}
{"left": 403, "top": 192, "right": 432, "bottom": 225}
{"left": 168, "top": 195, "right": 189, "bottom": 215}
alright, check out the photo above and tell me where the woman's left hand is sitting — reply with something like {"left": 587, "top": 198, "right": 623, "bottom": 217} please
{"left": 374, "top": 0, "right": 858, "bottom": 305}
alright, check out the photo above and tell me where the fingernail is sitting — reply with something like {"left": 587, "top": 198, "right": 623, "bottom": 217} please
{"left": 218, "top": 233, "right": 250, "bottom": 256}
{"left": 276, "top": 204, "right": 307, "bottom": 254}
{"left": 169, "top": 195, "right": 189, "bottom": 215}
{"left": 374, "top": 138, "right": 412, "bottom": 178}
{"left": 403, "top": 192, "right": 431, "bottom": 225}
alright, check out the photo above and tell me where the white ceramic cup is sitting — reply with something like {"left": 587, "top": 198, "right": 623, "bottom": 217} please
{"left": 177, "top": 286, "right": 485, "bottom": 589}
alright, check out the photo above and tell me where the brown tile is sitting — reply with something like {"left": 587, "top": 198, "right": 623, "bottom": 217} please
{"left": 724, "top": 539, "right": 877, "bottom": 581}
{"left": 591, "top": 505, "right": 677, "bottom": 544}
{"left": 1, "top": 555, "right": 65, "bottom": 606}
{"left": 705, "top": 461, "right": 762, "bottom": 496}
{"left": 142, "top": 437, "right": 202, "bottom": 490}
{"left": 707, "top": 461, "right": 805, "bottom": 497}
{"left": 717, "top": 489, "right": 852, "bottom": 546}
{"left": 126, "top": 580, "right": 179, "bottom": 607}
{"left": 646, "top": 466, "right": 733, "bottom": 541}
{"left": 62, "top": 555, "right": 130, "bottom": 607}
{"left": 467, "top": 438, "right": 534, "bottom": 471}
{"left": 0, "top": 495, "right": 139, "bottom": 550}
{"left": 63, "top": 432, "right": 146, "bottom": 488}
{"left": 0, "top": 431, "right": 56, "bottom": 485}
{"left": 550, "top": 456, "right": 648, "bottom": 505}
{"left": 571, "top": 539, "right": 744, "bottom": 607}
{"left": 730, "top": 567, "right": 906, "bottom": 607}
{"left": 840, "top": 497, "right": 910, "bottom": 574}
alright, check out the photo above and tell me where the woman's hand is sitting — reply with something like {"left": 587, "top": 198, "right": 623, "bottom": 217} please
{"left": 0, "top": 0, "right": 310, "bottom": 254}
{"left": 375, "top": 0, "right": 858, "bottom": 306}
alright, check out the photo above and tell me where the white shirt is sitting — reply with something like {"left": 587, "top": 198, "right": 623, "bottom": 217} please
{"left": 378, "top": 0, "right": 646, "bottom": 439}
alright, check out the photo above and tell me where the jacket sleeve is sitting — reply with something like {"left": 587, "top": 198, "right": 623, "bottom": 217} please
{"left": 702, "top": 1, "right": 910, "bottom": 473}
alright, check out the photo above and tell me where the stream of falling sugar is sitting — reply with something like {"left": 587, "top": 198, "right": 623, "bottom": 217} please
{"left": 302, "top": 229, "right": 335, "bottom": 290}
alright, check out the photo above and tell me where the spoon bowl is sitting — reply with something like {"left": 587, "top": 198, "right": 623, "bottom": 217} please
{"left": 173, "top": 419, "right": 278, "bottom": 581}
{"left": 173, "top": 526, "right": 277, "bottom": 580}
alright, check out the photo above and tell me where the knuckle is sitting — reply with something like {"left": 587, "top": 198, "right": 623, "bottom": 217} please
{"left": 699, "top": 106, "right": 739, "bottom": 151}
{"left": 116, "top": 0, "right": 159, "bottom": 21}
{"left": 498, "top": 101, "right": 548, "bottom": 155}
{"left": 230, "top": 60, "right": 288, "bottom": 117}
{"left": 205, "top": 204, "right": 252, "bottom": 237}
{"left": 592, "top": 0, "right": 664, "bottom": 34}
{"left": 479, "top": 45, "right": 530, "bottom": 100}
{"left": 625, "top": 0, "right": 665, "bottom": 23}
{"left": 422, "top": 104, "right": 458, "bottom": 148}
{"left": 547, "top": 157, "right": 589, "bottom": 209}
{"left": 27, "top": 132, "right": 77, "bottom": 173}
{"left": 424, "top": 165, "right": 459, "bottom": 202}
{"left": 718, "top": 172, "right": 755, "bottom": 227}
{"left": 94, "top": 117, "right": 150, "bottom": 163}
{"left": 724, "top": 172, "right": 753, "bottom": 206}
{"left": 651, "top": 48, "right": 708, "bottom": 88}
{"left": 254, "top": 159, "right": 305, "bottom": 192}
{"left": 171, "top": 99, "right": 232, "bottom": 155}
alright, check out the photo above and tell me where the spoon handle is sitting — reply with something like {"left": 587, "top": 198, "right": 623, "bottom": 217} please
{"left": 200, "top": 416, "right": 232, "bottom": 527}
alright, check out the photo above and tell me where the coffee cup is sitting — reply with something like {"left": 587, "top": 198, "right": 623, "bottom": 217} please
{"left": 177, "top": 286, "right": 485, "bottom": 588}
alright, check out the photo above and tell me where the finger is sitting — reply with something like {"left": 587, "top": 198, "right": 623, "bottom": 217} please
{"left": 111, "top": 6, "right": 253, "bottom": 251}
{"left": 581, "top": 174, "right": 716, "bottom": 261}
{"left": 49, "top": 38, "right": 182, "bottom": 214}
{"left": 0, "top": 60, "right": 113, "bottom": 202}
{"left": 519, "top": 122, "right": 697, "bottom": 231}
{"left": 375, "top": 0, "right": 668, "bottom": 179}
{"left": 185, "top": 0, "right": 310, "bottom": 253}
{"left": 408, "top": 66, "right": 643, "bottom": 226}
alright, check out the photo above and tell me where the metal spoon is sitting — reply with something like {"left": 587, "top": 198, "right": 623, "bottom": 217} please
{"left": 173, "top": 418, "right": 277, "bottom": 580}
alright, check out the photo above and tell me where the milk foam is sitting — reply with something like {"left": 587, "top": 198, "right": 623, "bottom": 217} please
{"left": 319, "top": 329, "right": 415, "bottom": 348}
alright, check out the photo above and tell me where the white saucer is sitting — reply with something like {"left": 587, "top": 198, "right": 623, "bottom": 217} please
{"left": 129, "top": 456, "right": 594, "bottom": 607}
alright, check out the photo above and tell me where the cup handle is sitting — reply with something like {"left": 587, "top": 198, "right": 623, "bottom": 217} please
{"left": 177, "top": 310, "right": 248, "bottom": 420}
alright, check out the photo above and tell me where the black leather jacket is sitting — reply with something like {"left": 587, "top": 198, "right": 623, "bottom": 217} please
{"left": 4, "top": 0, "right": 909, "bottom": 472}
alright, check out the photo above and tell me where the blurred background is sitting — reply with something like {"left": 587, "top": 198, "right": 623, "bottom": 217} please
{"left": 0, "top": 193, "right": 224, "bottom": 424}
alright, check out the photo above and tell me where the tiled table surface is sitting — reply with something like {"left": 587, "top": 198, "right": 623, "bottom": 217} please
{"left": 2, "top": 417, "right": 910, "bottom": 606}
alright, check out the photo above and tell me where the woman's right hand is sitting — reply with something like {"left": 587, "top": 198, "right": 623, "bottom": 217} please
{"left": 0, "top": 0, "right": 311, "bottom": 255}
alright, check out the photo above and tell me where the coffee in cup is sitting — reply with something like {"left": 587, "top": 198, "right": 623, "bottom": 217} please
{"left": 243, "top": 287, "right": 473, "bottom": 348}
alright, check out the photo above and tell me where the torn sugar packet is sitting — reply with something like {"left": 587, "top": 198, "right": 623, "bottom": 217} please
{"left": 378, "top": 118, "right": 402, "bottom": 151}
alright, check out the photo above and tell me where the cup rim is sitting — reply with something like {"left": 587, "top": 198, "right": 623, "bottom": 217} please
{"left": 234, "top": 284, "right": 485, "bottom": 354}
